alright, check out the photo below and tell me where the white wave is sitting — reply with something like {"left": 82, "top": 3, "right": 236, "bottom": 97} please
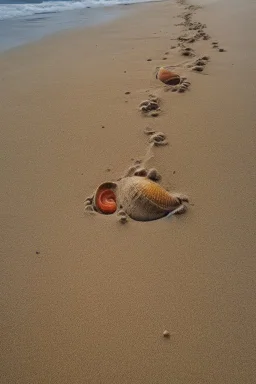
{"left": 0, "top": 0, "right": 156, "bottom": 21}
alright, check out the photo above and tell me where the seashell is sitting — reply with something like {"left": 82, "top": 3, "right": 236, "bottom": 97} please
{"left": 93, "top": 177, "right": 183, "bottom": 222}
{"left": 93, "top": 182, "right": 117, "bottom": 214}
{"left": 156, "top": 67, "right": 181, "bottom": 86}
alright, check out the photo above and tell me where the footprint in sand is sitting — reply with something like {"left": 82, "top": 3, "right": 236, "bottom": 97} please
{"left": 125, "top": 164, "right": 162, "bottom": 182}
{"left": 177, "top": 6, "right": 210, "bottom": 41}
{"left": 144, "top": 127, "right": 168, "bottom": 147}
{"left": 185, "top": 55, "right": 210, "bottom": 72}
{"left": 139, "top": 95, "right": 161, "bottom": 117}
{"left": 188, "top": 21, "right": 206, "bottom": 31}
{"left": 178, "top": 33, "right": 197, "bottom": 44}
{"left": 178, "top": 29, "right": 210, "bottom": 43}
{"left": 179, "top": 45, "right": 195, "bottom": 57}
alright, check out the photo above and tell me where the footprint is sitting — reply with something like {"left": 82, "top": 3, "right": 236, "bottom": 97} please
{"left": 139, "top": 95, "right": 161, "bottom": 117}
{"left": 123, "top": 161, "right": 162, "bottom": 182}
{"left": 188, "top": 21, "right": 206, "bottom": 31}
{"left": 149, "top": 132, "right": 168, "bottom": 146}
{"left": 191, "top": 65, "right": 204, "bottom": 72}
{"left": 180, "top": 46, "right": 195, "bottom": 57}
{"left": 144, "top": 128, "right": 168, "bottom": 146}
{"left": 186, "top": 55, "right": 209, "bottom": 70}
{"left": 178, "top": 33, "right": 197, "bottom": 43}
{"left": 200, "top": 55, "right": 210, "bottom": 61}
{"left": 164, "top": 77, "right": 191, "bottom": 93}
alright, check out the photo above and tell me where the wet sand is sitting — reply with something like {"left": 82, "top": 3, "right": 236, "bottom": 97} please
{"left": 1, "top": 0, "right": 256, "bottom": 383}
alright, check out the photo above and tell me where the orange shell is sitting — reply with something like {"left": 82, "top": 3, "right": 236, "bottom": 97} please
{"left": 95, "top": 188, "right": 117, "bottom": 214}
{"left": 137, "top": 179, "right": 177, "bottom": 210}
{"left": 119, "top": 177, "right": 177, "bottom": 210}
{"left": 157, "top": 67, "right": 180, "bottom": 86}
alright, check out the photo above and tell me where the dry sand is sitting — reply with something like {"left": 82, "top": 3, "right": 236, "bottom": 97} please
{"left": 1, "top": 0, "right": 256, "bottom": 382}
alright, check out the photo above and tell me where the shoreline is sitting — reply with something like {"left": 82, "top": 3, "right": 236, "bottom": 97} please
{"left": 1, "top": 0, "right": 256, "bottom": 383}
{"left": 0, "top": 2, "right": 140, "bottom": 53}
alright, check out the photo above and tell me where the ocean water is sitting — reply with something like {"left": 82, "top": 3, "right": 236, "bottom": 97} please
{"left": 0, "top": 0, "right": 158, "bottom": 52}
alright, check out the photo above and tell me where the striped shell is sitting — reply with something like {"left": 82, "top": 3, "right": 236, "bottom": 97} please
{"left": 93, "top": 176, "right": 180, "bottom": 222}
{"left": 156, "top": 67, "right": 181, "bottom": 86}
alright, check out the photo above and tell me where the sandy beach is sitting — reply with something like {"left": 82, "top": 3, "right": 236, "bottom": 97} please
{"left": 1, "top": 0, "right": 256, "bottom": 382}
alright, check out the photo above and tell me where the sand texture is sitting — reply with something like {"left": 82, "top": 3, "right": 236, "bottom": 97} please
{"left": 1, "top": 0, "right": 256, "bottom": 382}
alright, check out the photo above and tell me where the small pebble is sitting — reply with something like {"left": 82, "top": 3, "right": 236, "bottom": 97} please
{"left": 117, "top": 210, "right": 128, "bottom": 224}
{"left": 147, "top": 58, "right": 152, "bottom": 62}
{"left": 36, "top": 251, "right": 40, "bottom": 255}
{"left": 101, "top": 125, "right": 105, "bottom": 128}
{"left": 163, "top": 330, "right": 170, "bottom": 338}
{"left": 119, "top": 216, "right": 128, "bottom": 224}
{"left": 219, "top": 48, "right": 226, "bottom": 52}
{"left": 125, "top": 91, "right": 131, "bottom": 95}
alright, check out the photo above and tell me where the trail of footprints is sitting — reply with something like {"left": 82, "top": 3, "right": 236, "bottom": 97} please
{"left": 137, "top": 0, "right": 226, "bottom": 117}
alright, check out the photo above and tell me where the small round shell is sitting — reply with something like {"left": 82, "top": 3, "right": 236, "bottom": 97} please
{"left": 156, "top": 67, "right": 181, "bottom": 86}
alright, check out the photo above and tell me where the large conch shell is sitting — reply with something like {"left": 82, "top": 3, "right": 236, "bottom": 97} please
{"left": 93, "top": 176, "right": 184, "bottom": 222}
{"left": 156, "top": 67, "right": 181, "bottom": 86}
